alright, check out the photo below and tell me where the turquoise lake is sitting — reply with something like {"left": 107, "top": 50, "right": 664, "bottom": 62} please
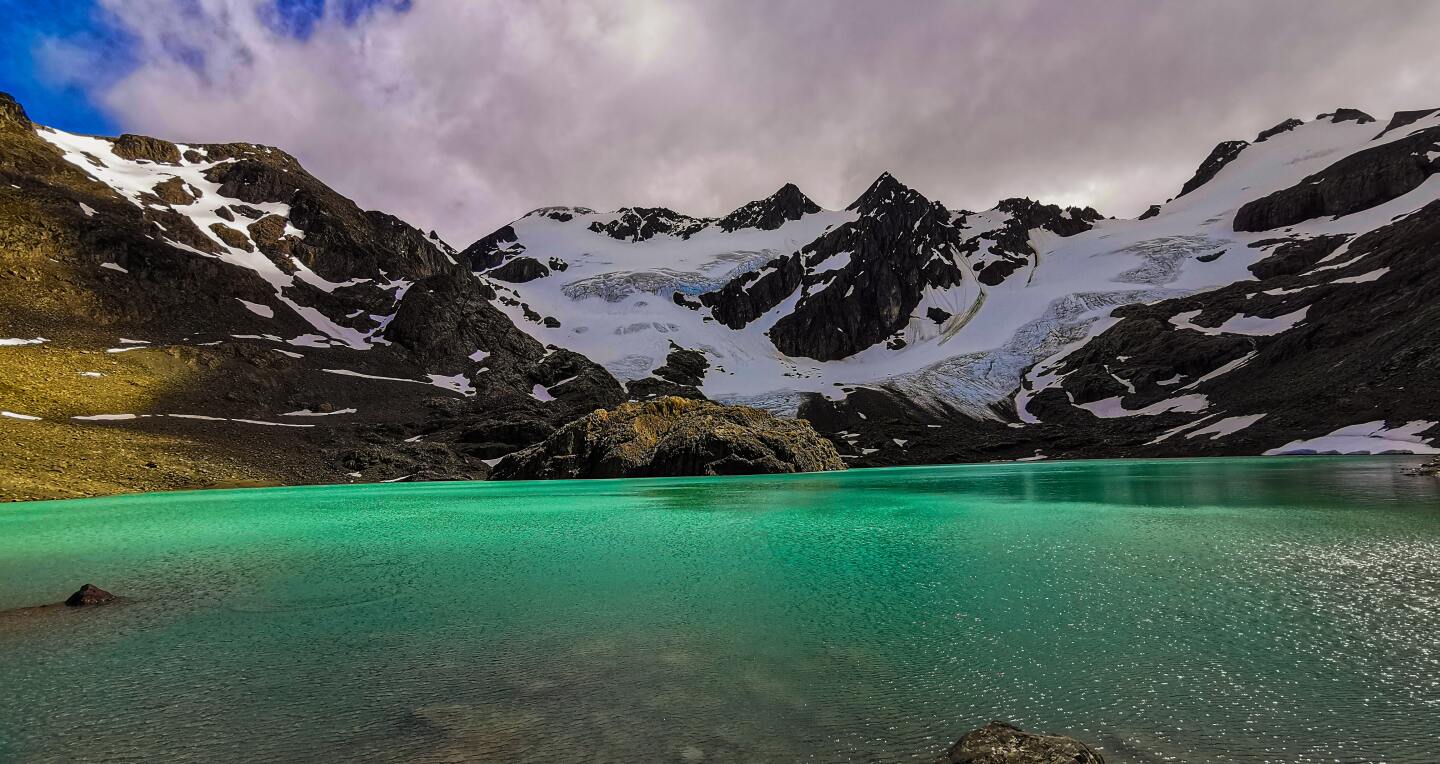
{"left": 1, "top": 458, "right": 1438, "bottom": 762}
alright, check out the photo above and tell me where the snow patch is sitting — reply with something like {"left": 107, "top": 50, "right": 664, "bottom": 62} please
{"left": 1077, "top": 393, "right": 1209, "bottom": 419}
{"left": 1186, "top": 413, "right": 1266, "bottom": 440}
{"left": 2, "top": 411, "right": 41, "bottom": 420}
{"left": 237, "top": 299, "right": 275, "bottom": 318}
{"left": 1170, "top": 307, "right": 1308, "bottom": 337}
{"left": 1265, "top": 420, "right": 1438, "bottom": 455}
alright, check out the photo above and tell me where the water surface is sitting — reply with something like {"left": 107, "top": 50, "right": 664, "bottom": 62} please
{"left": 2, "top": 458, "right": 1438, "bottom": 762}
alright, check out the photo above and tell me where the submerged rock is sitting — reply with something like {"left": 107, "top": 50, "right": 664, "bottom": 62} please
{"left": 64, "top": 584, "right": 115, "bottom": 607}
{"left": 1403, "top": 457, "right": 1440, "bottom": 476}
{"left": 490, "top": 396, "right": 847, "bottom": 480}
{"left": 938, "top": 721, "right": 1104, "bottom": 764}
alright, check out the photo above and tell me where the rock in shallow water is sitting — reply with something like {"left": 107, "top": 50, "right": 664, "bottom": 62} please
{"left": 64, "top": 584, "right": 115, "bottom": 607}
{"left": 490, "top": 396, "right": 846, "bottom": 480}
{"left": 938, "top": 721, "right": 1103, "bottom": 764}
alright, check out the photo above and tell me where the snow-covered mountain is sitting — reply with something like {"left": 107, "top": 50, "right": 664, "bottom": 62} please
{"left": 3, "top": 86, "right": 1437, "bottom": 499}
{"left": 464, "top": 106, "right": 1440, "bottom": 462}
{"left": 0, "top": 92, "right": 628, "bottom": 498}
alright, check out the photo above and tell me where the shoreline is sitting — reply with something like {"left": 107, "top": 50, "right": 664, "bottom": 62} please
{"left": 4, "top": 452, "right": 1434, "bottom": 505}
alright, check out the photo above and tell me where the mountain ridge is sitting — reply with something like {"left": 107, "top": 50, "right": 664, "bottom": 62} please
{"left": 4, "top": 91, "right": 1439, "bottom": 498}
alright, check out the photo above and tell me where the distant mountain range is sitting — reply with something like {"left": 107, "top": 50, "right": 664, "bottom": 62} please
{"left": 2, "top": 91, "right": 1436, "bottom": 498}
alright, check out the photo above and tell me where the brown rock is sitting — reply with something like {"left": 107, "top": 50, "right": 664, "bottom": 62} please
{"left": 112, "top": 134, "right": 181, "bottom": 164}
{"left": 491, "top": 396, "right": 847, "bottom": 480}
{"left": 939, "top": 722, "right": 1103, "bottom": 764}
{"left": 209, "top": 222, "right": 255, "bottom": 252}
{"left": 152, "top": 176, "right": 198, "bottom": 205}
{"left": 64, "top": 584, "right": 115, "bottom": 607}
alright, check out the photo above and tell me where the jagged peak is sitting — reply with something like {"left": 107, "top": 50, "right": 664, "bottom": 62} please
{"left": 992, "top": 196, "right": 1102, "bottom": 221}
{"left": 717, "top": 182, "right": 821, "bottom": 232}
{"left": 525, "top": 205, "right": 597, "bottom": 217}
{"left": 1177, "top": 139, "right": 1250, "bottom": 198}
{"left": 1255, "top": 118, "right": 1303, "bottom": 143}
{"left": 1317, "top": 108, "right": 1376, "bottom": 125}
{"left": 846, "top": 171, "right": 928, "bottom": 214}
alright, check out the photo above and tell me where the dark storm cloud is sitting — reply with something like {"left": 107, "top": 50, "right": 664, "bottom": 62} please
{"left": 61, "top": 0, "right": 1440, "bottom": 244}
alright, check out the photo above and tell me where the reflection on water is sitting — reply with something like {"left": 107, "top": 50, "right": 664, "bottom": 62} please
{"left": 0, "top": 457, "right": 1437, "bottom": 762}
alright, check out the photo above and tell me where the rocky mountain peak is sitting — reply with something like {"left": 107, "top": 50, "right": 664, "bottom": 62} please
{"left": 846, "top": 171, "right": 928, "bottom": 216}
{"left": 1376, "top": 108, "right": 1440, "bottom": 139}
{"left": 1319, "top": 108, "right": 1376, "bottom": 125}
{"left": 965, "top": 198, "right": 1103, "bottom": 285}
{"left": 717, "top": 182, "right": 821, "bottom": 232}
{"left": 587, "top": 206, "right": 713, "bottom": 242}
{"left": 1254, "top": 117, "right": 1303, "bottom": 143}
{"left": 1177, "top": 139, "right": 1250, "bottom": 197}
{"left": 0, "top": 92, "right": 30, "bottom": 133}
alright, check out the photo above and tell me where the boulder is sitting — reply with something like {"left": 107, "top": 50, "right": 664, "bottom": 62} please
{"left": 64, "top": 584, "right": 116, "bottom": 607}
{"left": 938, "top": 721, "right": 1104, "bottom": 764}
{"left": 112, "top": 134, "right": 181, "bottom": 164}
{"left": 490, "top": 396, "right": 847, "bottom": 480}
{"left": 487, "top": 255, "right": 550, "bottom": 283}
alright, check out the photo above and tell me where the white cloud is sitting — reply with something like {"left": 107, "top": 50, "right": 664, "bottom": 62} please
{"left": 81, "top": 0, "right": 1440, "bottom": 245}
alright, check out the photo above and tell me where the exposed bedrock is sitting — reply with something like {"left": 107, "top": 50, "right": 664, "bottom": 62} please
{"left": 490, "top": 396, "right": 847, "bottom": 480}
{"left": 937, "top": 721, "right": 1104, "bottom": 764}
{"left": 1234, "top": 125, "right": 1440, "bottom": 232}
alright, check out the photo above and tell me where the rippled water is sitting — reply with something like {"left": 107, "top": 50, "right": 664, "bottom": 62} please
{"left": 1, "top": 458, "right": 1438, "bottom": 763}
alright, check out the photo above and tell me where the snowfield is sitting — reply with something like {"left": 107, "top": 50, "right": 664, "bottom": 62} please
{"left": 475, "top": 109, "right": 1440, "bottom": 421}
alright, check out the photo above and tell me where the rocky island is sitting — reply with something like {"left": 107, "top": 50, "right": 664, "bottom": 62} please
{"left": 491, "top": 396, "right": 846, "bottom": 479}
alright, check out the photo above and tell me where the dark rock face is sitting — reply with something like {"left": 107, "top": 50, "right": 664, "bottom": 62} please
{"left": 653, "top": 344, "right": 709, "bottom": 386}
{"left": 1376, "top": 108, "right": 1439, "bottom": 139}
{"left": 1320, "top": 108, "right": 1376, "bottom": 125}
{"left": 587, "top": 207, "right": 713, "bottom": 242}
{"left": 384, "top": 269, "right": 547, "bottom": 378}
{"left": 491, "top": 396, "right": 847, "bottom": 480}
{"left": 700, "top": 254, "right": 806, "bottom": 329}
{"left": 525, "top": 205, "right": 596, "bottom": 223}
{"left": 938, "top": 721, "right": 1103, "bottom": 764}
{"left": 767, "top": 173, "right": 972, "bottom": 360}
{"left": 1138, "top": 204, "right": 1161, "bottom": 220}
{"left": 487, "top": 256, "right": 550, "bottom": 283}
{"left": 1234, "top": 125, "right": 1440, "bottom": 231}
{"left": 627, "top": 344, "right": 711, "bottom": 400}
{"left": 717, "top": 183, "right": 821, "bottom": 232}
{"left": 65, "top": 584, "right": 115, "bottom": 607}
{"left": 967, "top": 198, "right": 1103, "bottom": 286}
{"left": 199, "top": 156, "right": 454, "bottom": 283}
{"left": 459, "top": 224, "right": 522, "bottom": 270}
{"left": 702, "top": 174, "right": 1101, "bottom": 360}
{"left": 1013, "top": 196, "right": 1440, "bottom": 462}
{"left": 1255, "top": 118, "right": 1303, "bottom": 142}
{"left": 1177, "top": 139, "right": 1248, "bottom": 197}
{"left": 1246, "top": 235, "right": 1348, "bottom": 279}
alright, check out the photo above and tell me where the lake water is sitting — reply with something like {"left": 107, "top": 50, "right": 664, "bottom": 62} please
{"left": 1, "top": 458, "right": 1437, "bottom": 763}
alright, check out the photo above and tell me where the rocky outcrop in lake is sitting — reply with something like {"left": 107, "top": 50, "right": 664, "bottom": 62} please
{"left": 65, "top": 584, "right": 116, "bottom": 607}
{"left": 938, "top": 721, "right": 1104, "bottom": 764}
{"left": 490, "top": 396, "right": 846, "bottom": 479}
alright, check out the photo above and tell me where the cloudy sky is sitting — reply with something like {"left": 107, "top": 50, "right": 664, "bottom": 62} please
{"left": 8, "top": 0, "right": 1440, "bottom": 244}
